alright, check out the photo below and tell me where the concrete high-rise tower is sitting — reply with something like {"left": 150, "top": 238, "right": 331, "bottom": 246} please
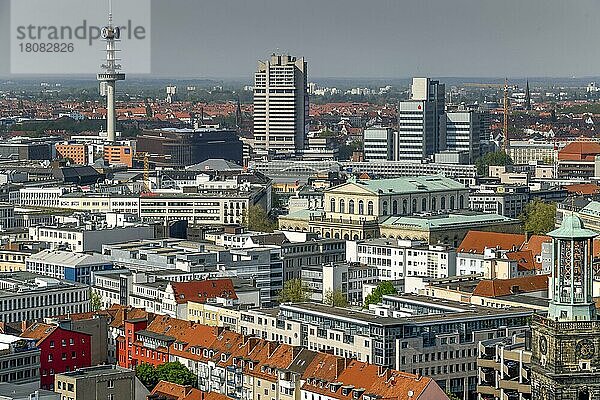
{"left": 97, "top": 0, "right": 125, "bottom": 143}
{"left": 396, "top": 78, "right": 446, "bottom": 161}
{"left": 253, "top": 54, "right": 308, "bottom": 156}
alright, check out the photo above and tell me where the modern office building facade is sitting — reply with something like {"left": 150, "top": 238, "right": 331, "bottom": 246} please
{"left": 253, "top": 54, "right": 309, "bottom": 155}
{"left": 397, "top": 78, "right": 445, "bottom": 161}
{"left": 363, "top": 126, "right": 394, "bottom": 161}
{"left": 445, "top": 110, "right": 481, "bottom": 163}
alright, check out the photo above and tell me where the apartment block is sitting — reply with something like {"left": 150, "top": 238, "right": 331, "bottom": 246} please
{"left": 55, "top": 143, "right": 89, "bottom": 165}
{"left": 0, "top": 334, "right": 40, "bottom": 384}
{"left": 103, "top": 145, "right": 134, "bottom": 167}
{"left": 0, "top": 272, "right": 90, "bottom": 323}
{"left": 55, "top": 365, "right": 142, "bottom": 400}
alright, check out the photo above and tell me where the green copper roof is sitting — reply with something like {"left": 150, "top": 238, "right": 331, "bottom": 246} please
{"left": 548, "top": 214, "right": 598, "bottom": 239}
{"left": 343, "top": 175, "right": 465, "bottom": 195}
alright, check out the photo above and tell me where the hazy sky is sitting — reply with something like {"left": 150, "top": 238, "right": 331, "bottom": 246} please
{"left": 1, "top": 0, "right": 599, "bottom": 79}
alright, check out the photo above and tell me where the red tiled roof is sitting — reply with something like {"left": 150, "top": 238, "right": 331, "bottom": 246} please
{"left": 457, "top": 231, "right": 526, "bottom": 254}
{"left": 170, "top": 279, "right": 238, "bottom": 305}
{"left": 505, "top": 250, "right": 539, "bottom": 271}
{"left": 472, "top": 275, "right": 549, "bottom": 297}
{"left": 150, "top": 381, "right": 227, "bottom": 400}
{"left": 521, "top": 235, "right": 551, "bottom": 258}
{"left": 558, "top": 141, "right": 600, "bottom": 161}
{"left": 302, "top": 359, "right": 438, "bottom": 400}
{"left": 564, "top": 183, "right": 600, "bottom": 195}
{"left": 20, "top": 323, "right": 57, "bottom": 344}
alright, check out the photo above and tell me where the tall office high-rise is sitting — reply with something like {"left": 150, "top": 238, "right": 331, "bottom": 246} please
{"left": 253, "top": 54, "right": 309, "bottom": 156}
{"left": 396, "top": 78, "right": 445, "bottom": 161}
{"left": 445, "top": 109, "right": 482, "bottom": 163}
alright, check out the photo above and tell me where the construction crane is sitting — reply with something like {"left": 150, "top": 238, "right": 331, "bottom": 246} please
{"left": 503, "top": 78, "right": 509, "bottom": 154}
{"left": 143, "top": 153, "right": 150, "bottom": 193}
{"left": 132, "top": 152, "right": 150, "bottom": 193}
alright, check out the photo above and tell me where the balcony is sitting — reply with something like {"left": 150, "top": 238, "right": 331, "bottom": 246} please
{"left": 479, "top": 368, "right": 496, "bottom": 386}
{"left": 502, "top": 390, "right": 520, "bottom": 400}
{"left": 478, "top": 358, "right": 498, "bottom": 369}
{"left": 476, "top": 385, "right": 499, "bottom": 397}
{"left": 502, "top": 361, "right": 519, "bottom": 379}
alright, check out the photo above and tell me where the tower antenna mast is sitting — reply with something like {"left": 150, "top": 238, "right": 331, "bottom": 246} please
{"left": 503, "top": 78, "right": 509, "bottom": 154}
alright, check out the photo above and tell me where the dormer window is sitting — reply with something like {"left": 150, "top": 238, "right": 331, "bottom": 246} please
{"left": 221, "top": 353, "right": 228, "bottom": 362}
{"left": 249, "top": 362, "right": 254, "bottom": 369}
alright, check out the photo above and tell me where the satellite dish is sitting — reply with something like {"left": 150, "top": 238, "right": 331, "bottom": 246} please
{"left": 114, "top": 27, "right": 121, "bottom": 39}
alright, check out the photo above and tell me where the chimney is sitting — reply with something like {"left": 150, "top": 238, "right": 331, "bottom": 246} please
{"left": 377, "top": 365, "right": 386, "bottom": 376}
{"left": 21, "top": 320, "right": 30, "bottom": 334}
{"left": 0, "top": 321, "right": 4, "bottom": 333}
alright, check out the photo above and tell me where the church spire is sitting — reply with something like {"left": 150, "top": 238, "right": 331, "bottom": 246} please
{"left": 525, "top": 79, "right": 531, "bottom": 111}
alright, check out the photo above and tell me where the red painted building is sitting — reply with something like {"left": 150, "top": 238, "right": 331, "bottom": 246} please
{"left": 117, "top": 317, "right": 172, "bottom": 370}
{"left": 21, "top": 322, "right": 92, "bottom": 390}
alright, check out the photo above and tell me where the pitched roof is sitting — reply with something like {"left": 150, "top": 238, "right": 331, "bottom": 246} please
{"left": 302, "top": 359, "right": 436, "bottom": 400}
{"left": 520, "top": 235, "right": 551, "bottom": 258}
{"left": 564, "top": 183, "right": 600, "bottom": 195}
{"left": 472, "top": 275, "right": 549, "bottom": 297}
{"left": 170, "top": 279, "right": 238, "bottom": 305}
{"left": 20, "top": 323, "right": 58, "bottom": 345}
{"left": 558, "top": 141, "right": 600, "bottom": 161}
{"left": 150, "top": 381, "right": 227, "bottom": 400}
{"left": 505, "top": 250, "right": 539, "bottom": 271}
{"left": 457, "top": 231, "right": 526, "bottom": 254}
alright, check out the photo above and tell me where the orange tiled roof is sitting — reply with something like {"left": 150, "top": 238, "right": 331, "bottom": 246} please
{"left": 20, "top": 322, "right": 57, "bottom": 344}
{"left": 520, "top": 235, "right": 551, "bottom": 258}
{"left": 505, "top": 250, "right": 539, "bottom": 271}
{"left": 171, "top": 279, "right": 238, "bottom": 305}
{"left": 150, "top": 381, "right": 227, "bottom": 400}
{"left": 564, "top": 183, "right": 600, "bottom": 195}
{"left": 457, "top": 231, "right": 526, "bottom": 254}
{"left": 558, "top": 141, "right": 600, "bottom": 161}
{"left": 472, "top": 275, "right": 549, "bottom": 297}
{"left": 302, "top": 359, "right": 435, "bottom": 400}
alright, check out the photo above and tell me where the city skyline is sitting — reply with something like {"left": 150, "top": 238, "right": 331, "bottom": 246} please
{"left": 1, "top": 0, "right": 600, "bottom": 78}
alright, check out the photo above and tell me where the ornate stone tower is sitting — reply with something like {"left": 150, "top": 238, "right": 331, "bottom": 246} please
{"left": 531, "top": 215, "right": 600, "bottom": 400}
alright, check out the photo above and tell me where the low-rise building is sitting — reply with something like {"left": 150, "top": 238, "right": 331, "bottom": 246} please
{"left": 0, "top": 272, "right": 90, "bottom": 323}
{"left": 28, "top": 223, "right": 156, "bottom": 253}
{"left": 21, "top": 322, "right": 92, "bottom": 390}
{"left": 347, "top": 238, "right": 456, "bottom": 280}
{"left": 25, "top": 250, "right": 112, "bottom": 284}
{"left": 55, "top": 365, "right": 146, "bottom": 400}
{"left": 0, "top": 334, "right": 40, "bottom": 384}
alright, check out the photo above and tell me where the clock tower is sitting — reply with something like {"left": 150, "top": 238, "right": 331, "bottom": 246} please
{"left": 531, "top": 215, "right": 600, "bottom": 400}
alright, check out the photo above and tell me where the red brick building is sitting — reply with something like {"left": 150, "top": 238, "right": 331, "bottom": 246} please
{"left": 21, "top": 322, "right": 92, "bottom": 390}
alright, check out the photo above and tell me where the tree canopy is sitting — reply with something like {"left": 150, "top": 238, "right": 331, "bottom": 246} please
{"left": 90, "top": 290, "right": 102, "bottom": 311}
{"left": 363, "top": 281, "right": 397, "bottom": 308}
{"left": 136, "top": 362, "right": 196, "bottom": 391}
{"left": 520, "top": 199, "right": 556, "bottom": 235}
{"left": 475, "top": 151, "right": 513, "bottom": 176}
{"left": 278, "top": 279, "right": 311, "bottom": 303}
{"left": 244, "top": 205, "right": 277, "bottom": 233}
{"left": 324, "top": 289, "right": 349, "bottom": 307}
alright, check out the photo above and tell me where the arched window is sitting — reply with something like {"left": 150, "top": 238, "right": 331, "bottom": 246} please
{"left": 440, "top": 196, "right": 446, "bottom": 210}
{"left": 358, "top": 200, "right": 364, "bottom": 215}
{"left": 367, "top": 201, "right": 374, "bottom": 216}
{"left": 349, "top": 200, "right": 355, "bottom": 214}
{"left": 421, "top": 198, "right": 427, "bottom": 211}
{"left": 412, "top": 199, "right": 417, "bottom": 213}
{"left": 459, "top": 195, "right": 464, "bottom": 209}
{"left": 431, "top": 197, "right": 437, "bottom": 211}
{"left": 402, "top": 199, "right": 408, "bottom": 215}
{"left": 450, "top": 196, "right": 455, "bottom": 209}
{"left": 382, "top": 201, "right": 388, "bottom": 216}
{"left": 330, "top": 198, "right": 336, "bottom": 212}
{"left": 392, "top": 200, "right": 398, "bottom": 215}
{"left": 339, "top": 199, "right": 345, "bottom": 213}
